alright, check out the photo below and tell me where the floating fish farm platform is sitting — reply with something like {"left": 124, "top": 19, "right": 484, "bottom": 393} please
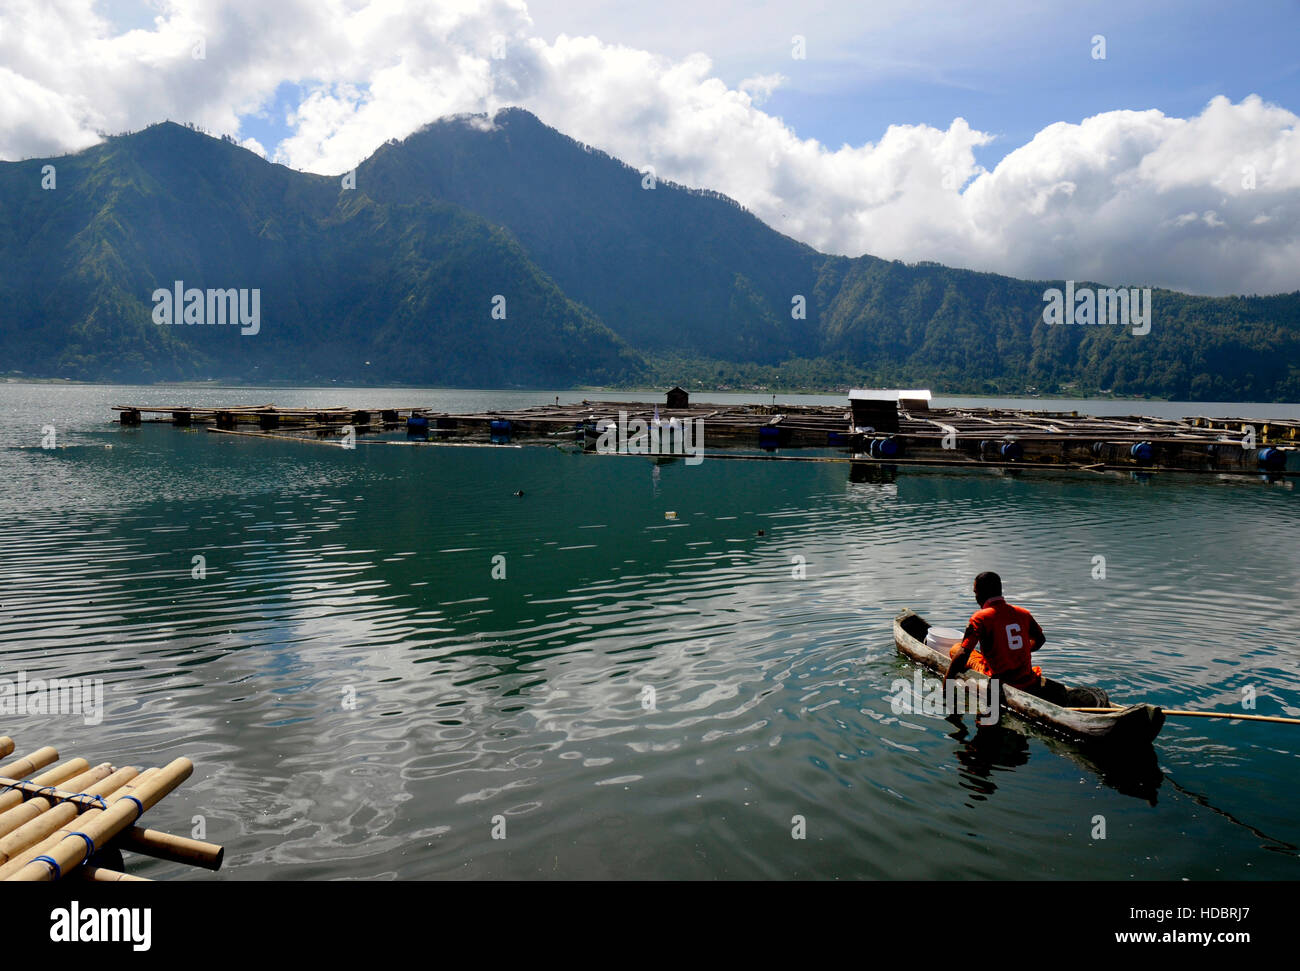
{"left": 111, "top": 393, "right": 1298, "bottom": 476}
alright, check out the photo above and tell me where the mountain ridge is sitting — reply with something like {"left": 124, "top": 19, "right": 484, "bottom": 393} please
{"left": 2, "top": 112, "right": 1298, "bottom": 399}
{"left": 0, "top": 120, "right": 639, "bottom": 386}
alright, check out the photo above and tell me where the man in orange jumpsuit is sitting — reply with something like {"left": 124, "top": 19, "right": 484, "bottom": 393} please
{"left": 944, "top": 571, "right": 1048, "bottom": 696}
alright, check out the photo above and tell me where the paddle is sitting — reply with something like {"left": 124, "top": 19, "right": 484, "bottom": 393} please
{"left": 1068, "top": 707, "right": 1300, "bottom": 725}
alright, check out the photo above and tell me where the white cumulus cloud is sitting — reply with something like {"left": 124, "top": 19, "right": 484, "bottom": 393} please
{"left": 0, "top": 0, "right": 1296, "bottom": 296}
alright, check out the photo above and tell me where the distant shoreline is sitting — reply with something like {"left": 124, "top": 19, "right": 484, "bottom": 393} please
{"left": 0, "top": 374, "right": 1162, "bottom": 401}
{"left": 7, "top": 375, "right": 1300, "bottom": 410}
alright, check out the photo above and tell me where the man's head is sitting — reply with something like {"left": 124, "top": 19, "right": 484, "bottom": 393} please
{"left": 973, "top": 571, "right": 1002, "bottom": 606}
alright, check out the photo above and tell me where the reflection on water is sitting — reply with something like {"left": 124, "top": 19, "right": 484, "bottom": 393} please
{"left": 951, "top": 721, "right": 1032, "bottom": 804}
{"left": 0, "top": 384, "right": 1298, "bottom": 879}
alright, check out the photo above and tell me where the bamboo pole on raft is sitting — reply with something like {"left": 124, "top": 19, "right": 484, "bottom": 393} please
{"left": 33, "top": 759, "right": 92, "bottom": 787}
{"left": 6, "top": 760, "right": 191, "bottom": 881}
{"left": 0, "top": 763, "right": 119, "bottom": 839}
{"left": 0, "top": 766, "right": 148, "bottom": 811}
{"left": 0, "top": 763, "right": 114, "bottom": 839}
{"left": 0, "top": 747, "right": 58, "bottom": 780}
{"left": 0, "top": 804, "right": 80, "bottom": 868}
{"left": 0, "top": 757, "right": 93, "bottom": 815}
{"left": 79, "top": 866, "right": 151, "bottom": 882}
{"left": 0, "top": 767, "right": 142, "bottom": 872}
{"left": 0, "top": 769, "right": 163, "bottom": 881}
{"left": 2, "top": 762, "right": 223, "bottom": 870}
{"left": 0, "top": 769, "right": 153, "bottom": 880}
{"left": 118, "top": 827, "right": 224, "bottom": 870}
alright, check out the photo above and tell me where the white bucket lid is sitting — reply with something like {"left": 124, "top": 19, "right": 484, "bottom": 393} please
{"left": 924, "top": 627, "right": 963, "bottom": 647}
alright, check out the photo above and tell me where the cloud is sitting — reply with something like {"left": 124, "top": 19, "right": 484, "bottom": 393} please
{"left": 737, "top": 74, "right": 785, "bottom": 107}
{"left": 955, "top": 97, "right": 1300, "bottom": 294}
{"left": 240, "top": 135, "right": 267, "bottom": 157}
{"left": 0, "top": 0, "right": 1296, "bottom": 296}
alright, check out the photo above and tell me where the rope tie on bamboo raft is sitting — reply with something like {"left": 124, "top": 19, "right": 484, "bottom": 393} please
{"left": 68, "top": 831, "right": 97, "bottom": 861}
{"left": 1, "top": 782, "right": 110, "bottom": 812}
{"left": 33, "top": 855, "right": 61, "bottom": 880}
{"left": 120, "top": 796, "right": 145, "bottom": 821}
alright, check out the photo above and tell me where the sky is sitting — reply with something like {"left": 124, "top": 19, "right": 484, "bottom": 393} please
{"left": 2, "top": 0, "right": 1298, "bottom": 295}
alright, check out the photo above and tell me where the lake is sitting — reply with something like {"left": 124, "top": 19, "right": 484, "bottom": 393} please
{"left": 2, "top": 383, "right": 1298, "bottom": 879}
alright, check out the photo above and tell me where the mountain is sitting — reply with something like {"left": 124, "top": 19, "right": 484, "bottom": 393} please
{"left": 357, "top": 108, "right": 822, "bottom": 363}
{"left": 0, "top": 122, "right": 638, "bottom": 386}
{"left": 358, "top": 109, "right": 1300, "bottom": 400}
{"left": 811, "top": 258, "right": 1300, "bottom": 400}
{"left": 1, "top": 111, "right": 1299, "bottom": 399}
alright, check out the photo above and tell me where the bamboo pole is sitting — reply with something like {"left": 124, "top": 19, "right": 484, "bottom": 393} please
{"left": 0, "top": 832, "right": 74, "bottom": 880}
{"left": 0, "top": 801, "right": 47, "bottom": 839}
{"left": 0, "top": 737, "right": 12, "bottom": 760}
{"left": 0, "top": 763, "right": 113, "bottom": 838}
{"left": 0, "top": 746, "right": 58, "bottom": 779}
{"left": 117, "top": 827, "right": 224, "bottom": 870}
{"left": 1069, "top": 707, "right": 1300, "bottom": 725}
{"left": 0, "top": 766, "right": 141, "bottom": 874}
{"left": 79, "top": 866, "right": 151, "bottom": 882}
{"left": 1, "top": 762, "right": 221, "bottom": 873}
{"left": 0, "top": 803, "right": 78, "bottom": 866}
{"left": 34, "top": 758, "right": 91, "bottom": 785}
{"left": 0, "top": 768, "right": 146, "bottom": 879}
{"left": 88, "top": 766, "right": 146, "bottom": 796}
{"left": 0, "top": 764, "right": 149, "bottom": 811}
{"left": 7, "top": 759, "right": 192, "bottom": 881}
{"left": 0, "top": 757, "right": 93, "bottom": 815}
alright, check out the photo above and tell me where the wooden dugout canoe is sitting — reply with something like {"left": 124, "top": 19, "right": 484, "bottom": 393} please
{"left": 893, "top": 608, "right": 1165, "bottom": 749}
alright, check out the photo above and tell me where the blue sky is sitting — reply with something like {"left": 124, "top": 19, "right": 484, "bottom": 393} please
{"left": 98, "top": 0, "right": 1300, "bottom": 172}
{"left": 762, "top": 3, "right": 1300, "bottom": 172}
{"left": 518, "top": 0, "right": 1300, "bottom": 168}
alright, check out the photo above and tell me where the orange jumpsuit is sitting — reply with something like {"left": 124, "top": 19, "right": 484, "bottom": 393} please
{"left": 952, "top": 596, "right": 1044, "bottom": 689}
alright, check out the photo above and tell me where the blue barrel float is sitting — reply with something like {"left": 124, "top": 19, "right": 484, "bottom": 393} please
{"left": 759, "top": 426, "right": 782, "bottom": 449}
{"left": 982, "top": 439, "right": 1022, "bottom": 461}
{"left": 406, "top": 416, "right": 429, "bottom": 440}
{"left": 868, "top": 436, "right": 901, "bottom": 459}
{"left": 1258, "top": 447, "right": 1286, "bottom": 472}
{"left": 490, "top": 419, "right": 512, "bottom": 444}
{"left": 1131, "top": 441, "right": 1154, "bottom": 464}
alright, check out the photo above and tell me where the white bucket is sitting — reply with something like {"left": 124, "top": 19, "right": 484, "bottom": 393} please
{"left": 924, "top": 627, "right": 963, "bottom": 652}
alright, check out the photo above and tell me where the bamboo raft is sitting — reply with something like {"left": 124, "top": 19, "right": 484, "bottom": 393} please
{"left": 110, "top": 396, "right": 1298, "bottom": 476}
{"left": 0, "top": 734, "right": 223, "bottom": 881}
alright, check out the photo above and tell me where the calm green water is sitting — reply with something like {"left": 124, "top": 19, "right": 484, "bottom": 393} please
{"left": 2, "top": 384, "right": 1299, "bottom": 879}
